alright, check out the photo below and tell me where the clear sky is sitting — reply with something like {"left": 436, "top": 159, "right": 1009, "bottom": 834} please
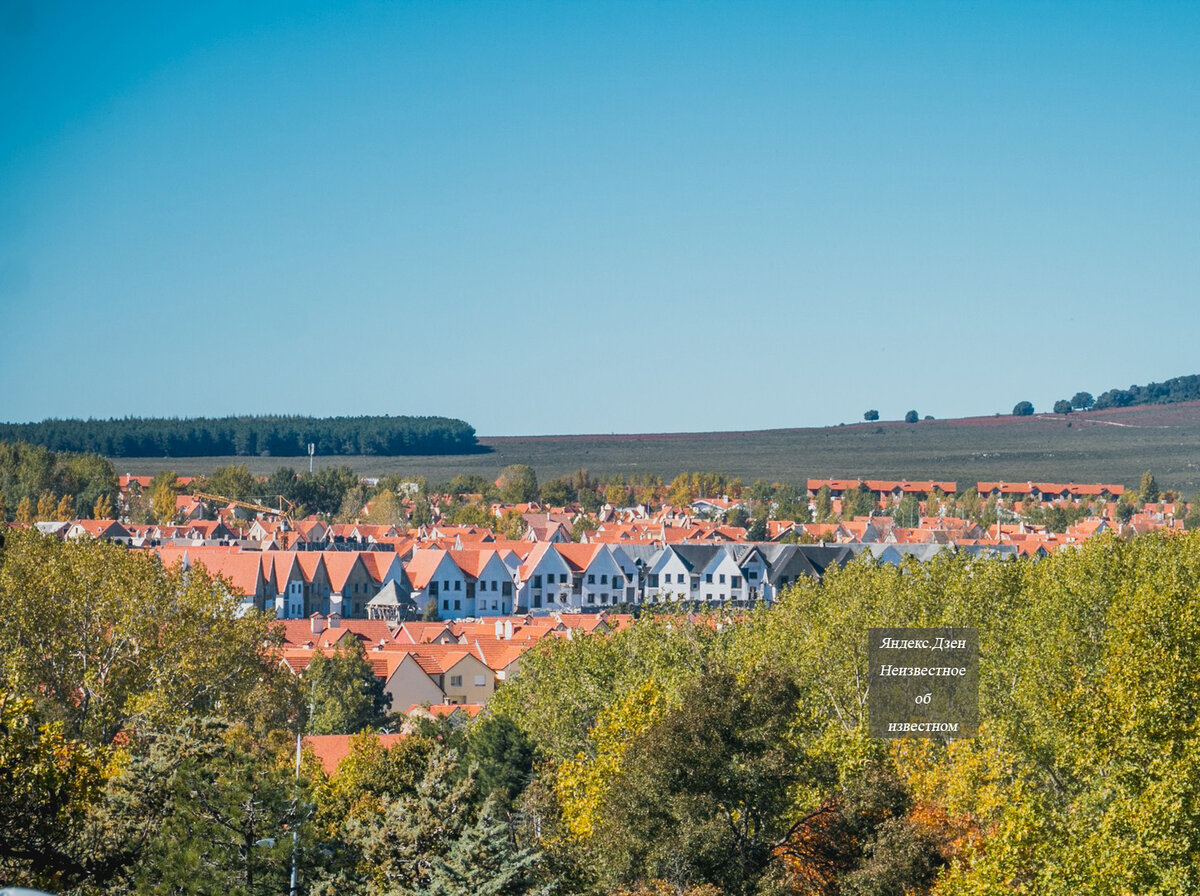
{"left": 2, "top": 1, "right": 1198, "bottom": 436}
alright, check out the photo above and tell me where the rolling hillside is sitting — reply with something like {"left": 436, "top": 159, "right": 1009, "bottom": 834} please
{"left": 108, "top": 401, "right": 1200, "bottom": 492}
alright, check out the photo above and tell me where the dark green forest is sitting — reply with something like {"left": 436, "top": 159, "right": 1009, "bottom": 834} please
{"left": 1091, "top": 372, "right": 1200, "bottom": 410}
{"left": 0, "top": 415, "right": 481, "bottom": 457}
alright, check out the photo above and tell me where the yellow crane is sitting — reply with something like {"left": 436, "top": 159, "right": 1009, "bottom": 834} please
{"left": 192, "top": 492, "right": 296, "bottom": 524}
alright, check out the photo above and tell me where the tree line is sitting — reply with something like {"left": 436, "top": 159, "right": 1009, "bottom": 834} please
{"left": 0, "top": 414, "right": 481, "bottom": 457}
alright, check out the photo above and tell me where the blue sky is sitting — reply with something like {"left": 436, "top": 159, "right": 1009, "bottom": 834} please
{"left": 2, "top": 1, "right": 1198, "bottom": 436}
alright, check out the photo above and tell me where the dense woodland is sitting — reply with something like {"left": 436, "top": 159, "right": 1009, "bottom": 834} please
{"left": 3, "top": 528, "right": 1200, "bottom": 894}
{"left": 1074, "top": 372, "right": 1200, "bottom": 411}
{"left": 0, "top": 415, "right": 480, "bottom": 457}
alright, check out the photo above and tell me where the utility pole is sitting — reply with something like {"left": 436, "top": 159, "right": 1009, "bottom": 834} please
{"left": 308, "top": 443, "right": 315, "bottom": 475}
{"left": 290, "top": 731, "right": 301, "bottom": 896}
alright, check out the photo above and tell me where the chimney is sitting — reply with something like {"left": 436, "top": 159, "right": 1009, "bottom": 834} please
{"left": 503, "top": 619, "right": 513, "bottom": 640}
{"left": 494, "top": 620, "right": 503, "bottom": 639}
{"left": 310, "top": 613, "right": 326, "bottom": 635}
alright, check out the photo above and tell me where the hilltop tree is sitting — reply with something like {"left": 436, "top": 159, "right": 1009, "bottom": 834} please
{"left": 904, "top": 410, "right": 919, "bottom": 423}
{"left": 1012, "top": 400, "right": 1035, "bottom": 416}
{"left": 863, "top": 410, "right": 880, "bottom": 422}
{"left": 1071, "top": 391, "right": 1094, "bottom": 410}
{"left": 1053, "top": 399, "right": 1073, "bottom": 414}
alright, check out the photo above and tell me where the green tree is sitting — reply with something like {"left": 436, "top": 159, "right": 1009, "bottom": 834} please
{"left": 365, "top": 489, "right": 404, "bottom": 526}
{"left": 427, "top": 796, "right": 549, "bottom": 896}
{"left": 572, "top": 516, "right": 599, "bottom": 541}
{"left": 863, "top": 410, "right": 880, "bottom": 422}
{"left": 1071, "top": 391, "right": 1094, "bottom": 409}
{"left": 0, "top": 692, "right": 105, "bottom": 889}
{"left": 841, "top": 484, "right": 877, "bottom": 520}
{"left": 539, "top": 477, "right": 574, "bottom": 508}
{"left": 746, "top": 517, "right": 768, "bottom": 541}
{"left": 814, "top": 485, "right": 833, "bottom": 522}
{"left": 1140, "top": 470, "right": 1160, "bottom": 504}
{"left": 466, "top": 715, "right": 536, "bottom": 809}
{"left": 904, "top": 410, "right": 919, "bottom": 423}
{"left": 1053, "top": 399, "right": 1073, "bottom": 414}
{"left": 1012, "top": 400, "right": 1035, "bottom": 416}
{"left": 725, "top": 505, "right": 750, "bottom": 528}
{"left": 305, "top": 641, "right": 391, "bottom": 735}
{"left": 201, "top": 464, "right": 258, "bottom": 501}
{"left": 591, "top": 669, "right": 820, "bottom": 896}
{"left": 497, "top": 465, "right": 539, "bottom": 504}
{"left": 0, "top": 529, "right": 299, "bottom": 745}
{"left": 133, "top": 719, "right": 305, "bottom": 896}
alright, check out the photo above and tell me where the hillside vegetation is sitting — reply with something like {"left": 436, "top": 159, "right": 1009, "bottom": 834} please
{"left": 107, "top": 401, "right": 1200, "bottom": 493}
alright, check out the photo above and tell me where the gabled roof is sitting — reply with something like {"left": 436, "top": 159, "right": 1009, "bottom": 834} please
{"left": 554, "top": 543, "right": 603, "bottom": 572}
{"left": 404, "top": 549, "right": 451, "bottom": 590}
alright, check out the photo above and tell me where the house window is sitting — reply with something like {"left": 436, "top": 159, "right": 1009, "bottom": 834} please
{"left": 442, "top": 599, "right": 449, "bottom": 610}
{"left": 474, "top": 675, "right": 486, "bottom": 687}
{"left": 600, "top": 574, "right": 608, "bottom": 584}
{"left": 533, "top": 574, "right": 542, "bottom": 587}
{"left": 648, "top": 574, "right": 659, "bottom": 587}
{"left": 587, "top": 574, "right": 595, "bottom": 584}
{"left": 560, "top": 574, "right": 567, "bottom": 584}
{"left": 443, "top": 580, "right": 450, "bottom": 592}
{"left": 450, "top": 675, "right": 463, "bottom": 687}
{"left": 454, "top": 580, "right": 461, "bottom": 591}
{"left": 614, "top": 577, "right": 623, "bottom": 588}
{"left": 706, "top": 593, "right": 712, "bottom": 600}
{"left": 502, "top": 582, "right": 512, "bottom": 596}
{"left": 677, "top": 574, "right": 685, "bottom": 584}
{"left": 747, "top": 570, "right": 758, "bottom": 580}
{"left": 587, "top": 595, "right": 595, "bottom": 604}
{"left": 533, "top": 594, "right": 542, "bottom": 608}
{"left": 719, "top": 574, "right": 726, "bottom": 584}
{"left": 430, "top": 581, "right": 439, "bottom": 596}
{"left": 705, "top": 573, "right": 713, "bottom": 583}
{"left": 731, "top": 576, "right": 742, "bottom": 588}
{"left": 454, "top": 599, "right": 461, "bottom": 610}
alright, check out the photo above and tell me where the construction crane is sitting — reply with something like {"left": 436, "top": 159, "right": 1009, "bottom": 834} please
{"left": 193, "top": 492, "right": 296, "bottom": 525}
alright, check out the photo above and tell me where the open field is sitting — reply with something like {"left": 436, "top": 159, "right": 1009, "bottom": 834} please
{"left": 109, "top": 402, "right": 1200, "bottom": 492}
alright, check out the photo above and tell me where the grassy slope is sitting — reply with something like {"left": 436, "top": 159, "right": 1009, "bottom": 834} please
{"left": 108, "top": 401, "right": 1200, "bottom": 492}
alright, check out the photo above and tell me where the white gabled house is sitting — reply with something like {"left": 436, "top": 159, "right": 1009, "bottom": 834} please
{"left": 517, "top": 541, "right": 574, "bottom": 613}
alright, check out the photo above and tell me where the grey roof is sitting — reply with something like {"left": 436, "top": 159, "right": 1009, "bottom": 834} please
{"left": 667, "top": 544, "right": 724, "bottom": 572}
{"left": 367, "top": 580, "right": 407, "bottom": 607}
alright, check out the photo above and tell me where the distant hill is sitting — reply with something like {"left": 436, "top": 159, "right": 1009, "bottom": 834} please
{"left": 1091, "top": 373, "right": 1200, "bottom": 411}
{"left": 0, "top": 414, "right": 482, "bottom": 457}
{"left": 101, "top": 401, "right": 1200, "bottom": 493}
